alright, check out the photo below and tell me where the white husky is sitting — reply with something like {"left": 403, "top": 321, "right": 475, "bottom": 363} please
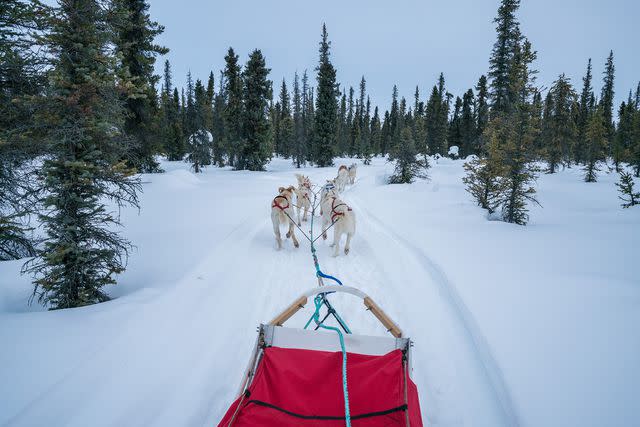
{"left": 335, "top": 165, "right": 349, "bottom": 192}
{"left": 348, "top": 163, "right": 357, "bottom": 185}
{"left": 271, "top": 186, "right": 299, "bottom": 250}
{"left": 320, "top": 185, "right": 356, "bottom": 257}
{"left": 294, "top": 174, "right": 312, "bottom": 226}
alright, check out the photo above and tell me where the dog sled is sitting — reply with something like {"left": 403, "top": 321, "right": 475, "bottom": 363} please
{"left": 217, "top": 285, "right": 424, "bottom": 426}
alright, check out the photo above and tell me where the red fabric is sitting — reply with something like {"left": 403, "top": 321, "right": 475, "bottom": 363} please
{"left": 218, "top": 347, "right": 423, "bottom": 426}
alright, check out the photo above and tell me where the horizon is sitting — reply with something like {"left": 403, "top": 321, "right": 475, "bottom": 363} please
{"left": 150, "top": 0, "right": 639, "bottom": 116}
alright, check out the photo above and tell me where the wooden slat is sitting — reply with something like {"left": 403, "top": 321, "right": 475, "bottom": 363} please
{"left": 363, "top": 296, "right": 403, "bottom": 338}
{"left": 269, "top": 296, "right": 308, "bottom": 326}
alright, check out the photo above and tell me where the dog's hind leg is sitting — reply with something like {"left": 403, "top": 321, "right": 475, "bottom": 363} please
{"left": 272, "top": 217, "right": 282, "bottom": 250}
{"left": 289, "top": 221, "right": 299, "bottom": 248}
{"left": 332, "top": 227, "right": 341, "bottom": 257}
{"left": 344, "top": 232, "right": 353, "bottom": 255}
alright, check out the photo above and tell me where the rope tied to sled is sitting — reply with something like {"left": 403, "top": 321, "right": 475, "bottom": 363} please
{"left": 310, "top": 294, "right": 352, "bottom": 427}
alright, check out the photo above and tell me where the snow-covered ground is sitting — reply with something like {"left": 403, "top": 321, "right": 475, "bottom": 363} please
{"left": 1, "top": 157, "right": 638, "bottom": 427}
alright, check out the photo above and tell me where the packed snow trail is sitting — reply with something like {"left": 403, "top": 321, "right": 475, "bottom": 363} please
{"left": 2, "top": 157, "right": 639, "bottom": 427}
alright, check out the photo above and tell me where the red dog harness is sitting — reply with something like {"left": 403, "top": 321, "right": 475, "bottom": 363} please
{"left": 330, "top": 197, "right": 352, "bottom": 223}
{"left": 272, "top": 195, "right": 290, "bottom": 211}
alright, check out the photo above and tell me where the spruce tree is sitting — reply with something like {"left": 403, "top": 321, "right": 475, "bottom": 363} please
{"left": 460, "top": 89, "right": 476, "bottom": 157}
{"left": 292, "top": 71, "right": 305, "bottom": 167}
{"left": 600, "top": 51, "right": 615, "bottom": 145}
{"left": 583, "top": 107, "right": 607, "bottom": 182}
{"left": 336, "top": 90, "right": 348, "bottom": 155}
{"left": 425, "top": 74, "right": 450, "bottom": 156}
{"left": 186, "top": 79, "right": 212, "bottom": 172}
{"left": 238, "top": 49, "right": 271, "bottom": 171}
{"left": 616, "top": 171, "right": 639, "bottom": 208}
{"left": 612, "top": 96, "right": 634, "bottom": 172}
{"left": 277, "top": 79, "right": 293, "bottom": 159}
{"left": 499, "top": 39, "right": 541, "bottom": 225}
{"left": 25, "top": 0, "right": 140, "bottom": 309}
{"left": 575, "top": 58, "right": 594, "bottom": 163}
{"left": 360, "top": 96, "right": 372, "bottom": 162}
{"left": 545, "top": 74, "right": 577, "bottom": 173}
{"left": 475, "top": 75, "right": 489, "bottom": 144}
{"left": 313, "top": 24, "right": 338, "bottom": 166}
{"left": 448, "top": 96, "right": 463, "bottom": 155}
{"left": 0, "top": 0, "right": 50, "bottom": 260}
{"left": 462, "top": 132, "right": 506, "bottom": 215}
{"left": 370, "top": 106, "right": 382, "bottom": 157}
{"left": 112, "top": 0, "right": 167, "bottom": 173}
{"left": 388, "top": 127, "right": 428, "bottom": 184}
{"left": 211, "top": 71, "right": 226, "bottom": 166}
{"left": 488, "top": 0, "right": 522, "bottom": 115}
{"left": 160, "top": 61, "right": 184, "bottom": 161}
{"left": 223, "top": 47, "right": 244, "bottom": 167}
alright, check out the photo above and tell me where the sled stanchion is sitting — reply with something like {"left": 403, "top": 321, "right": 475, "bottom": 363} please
{"left": 364, "top": 297, "right": 403, "bottom": 338}
{"left": 270, "top": 295, "right": 308, "bottom": 326}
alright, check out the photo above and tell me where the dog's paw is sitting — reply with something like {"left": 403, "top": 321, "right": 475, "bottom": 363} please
{"left": 322, "top": 234, "right": 327, "bottom": 240}
{"left": 286, "top": 231, "right": 291, "bottom": 238}
{"left": 294, "top": 241, "right": 299, "bottom": 248}
{"left": 344, "top": 248, "right": 350, "bottom": 255}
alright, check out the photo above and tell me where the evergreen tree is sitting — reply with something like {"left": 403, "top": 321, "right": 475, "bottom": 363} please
{"left": 616, "top": 171, "right": 639, "bottom": 208}
{"left": 632, "top": 94, "right": 640, "bottom": 177}
{"left": 301, "top": 70, "right": 315, "bottom": 162}
{"left": 370, "top": 106, "right": 382, "bottom": 157}
{"left": 160, "top": 61, "right": 185, "bottom": 161}
{"left": 388, "top": 127, "right": 428, "bottom": 184}
{"left": 238, "top": 49, "right": 271, "bottom": 171}
{"left": 475, "top": 75, "right": 489, "bottom": 144}
{"left": 612, "top": 96, "right": 634, "bottom": 172}
{"left": 25, "top": 0, "right": 140, "bottom": 309}
{"left": 583, "top": 107, "right": 607, "bottom": 182}
{"left": 112, "top": 0, "right": 167, "bottom": 173}
{"left": 575, "top": 58, "right": 594, "bottom": 163}
{"left": 545, "top": 74, "right": 577, "bottom": 173}
{"left": 186, "top": 79, "right": 212, "bottom": 172}
{"left": 600, "top": 51, "right": 615, "bottom": 145}
{"left": 462, "top": 132, "right": 506, "bottom": 215}
{"left": 488, "top": 0, "right": 522, "bottom": 115}
{"left": 211, "top": 71, "right": 226, "bottom": 166}
{"left": 448, "top": 96, "right": 463, "bottom": 154}
{"left": 460, "top": 89, "right": 476, "bottom": 157}
{"left": 313, "top": 24, "right": 338, "bottom": 166}
{"left": 425, "top": 74, "right": 449, "bottom": 155}
{"left": 346, "top": 86, "right": 355, "bottom": 155}
{"left": 499, "top": 39, "right": 541, "bottom": 225}
{"left": 388, "top": 85, "right": 399, "bottom": 149}
{"left": 0, "top": 0, "right": 51, "bottom": 260}
{"left": 277, "top": 79, "right": 293, "bottom": 159}
{"left": 336, "top": 90, "right": 348, "bottom": 155}
{"left": 223, "top": 47, "right": 244, "bottom": 166}
{"left": 360, "top": 96, "right": 372, "bottom": 162}
{"left": 292, "top": 71, "right": 305, "bottom": 168}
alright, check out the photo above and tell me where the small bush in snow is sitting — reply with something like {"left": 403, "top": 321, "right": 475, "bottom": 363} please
{"left": 388, "top": 128, "right": 429, "bottom": 184}
{"left": 616, "top": 171, "right": 640, "bottom": 208}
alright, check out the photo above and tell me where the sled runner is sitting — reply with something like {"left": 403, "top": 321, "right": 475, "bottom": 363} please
{"left": 218, "top": 285, "right": 424, "bottom": 426}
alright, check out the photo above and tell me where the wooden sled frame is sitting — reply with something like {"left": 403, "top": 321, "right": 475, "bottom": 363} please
{"left": 270, "top": 285, "right": 403, "bottom": 338}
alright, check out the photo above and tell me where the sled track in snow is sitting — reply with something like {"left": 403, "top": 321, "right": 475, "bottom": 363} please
{"left": 348, "top": 195, "right": 520, "bottom": 427}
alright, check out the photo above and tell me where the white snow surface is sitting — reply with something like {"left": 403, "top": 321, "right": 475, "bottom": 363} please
{"left": 1, "top": 157, "right": 639, "bottom": 427}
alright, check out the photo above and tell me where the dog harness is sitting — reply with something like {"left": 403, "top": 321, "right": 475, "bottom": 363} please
{"left": 272, "top": 195, "right": 290, "bottom": 211}
{"left": 330, "top": 197, "right": 352, "bottom": 223}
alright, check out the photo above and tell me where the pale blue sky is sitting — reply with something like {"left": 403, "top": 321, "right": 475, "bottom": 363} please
{"left": 151, "top": 0, "right": 638, "bottom": 114}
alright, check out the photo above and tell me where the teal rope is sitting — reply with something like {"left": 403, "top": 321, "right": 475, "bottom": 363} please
{"left": 311, "top": 295, "right": 351, "bottom": 427}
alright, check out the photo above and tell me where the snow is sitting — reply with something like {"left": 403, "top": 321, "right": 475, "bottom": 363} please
{"left": 1, "top": 157, "right": 639, "bottom": 427}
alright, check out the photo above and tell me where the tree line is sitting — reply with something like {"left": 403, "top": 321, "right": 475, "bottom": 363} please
{"left": 2, "top": 0, "right": 639, "bottom": 309}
